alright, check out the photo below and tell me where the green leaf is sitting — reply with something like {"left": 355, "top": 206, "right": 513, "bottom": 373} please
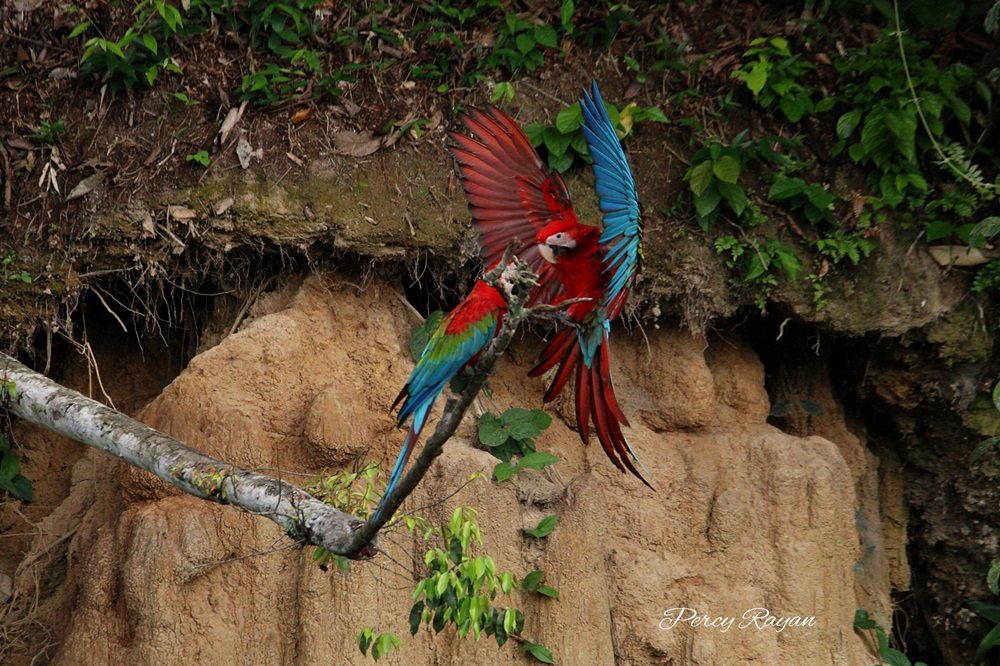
{"left": 534, "top": 26, "right": 558, "bottom": 49}
{"left": 814, "top": 97, "right": 835, "bottom": 113}
{"left": 142, "top": 34, "right": 157, "bottom": 55}
{"left": 632, "top": 105, "right": 668, "bottom": 123}
{"left": 694, "top": 185, "right": 721, "bottom": 219}
{"left": 771, "top": 244, "right": 801, "bottom": 280}
{"left": 548, "top": 150, "right": 574, "bottom": 173}
{"left": 493, "top": 461, "right": 517, "bottom": 482}
{"left": 925, "top": 220, "right": 954, "bottom": 242}
{"left": 501, "top": 408, "right": 550, "bottom": 440}
{"left": 524, "top": 122, "right": 546, "bottom": 147}
{"left": 69, "top": 21, "right": 91, "bottom": 39}
{"left": 712, "top": 155, "right": 740, "bottom": 184}
{"left": 555, "top": 103, "right": 582, "bottom": 134}
{"left": 560, "top": 0, "right": 575, "bottom": 31}
{"left": 517, "top": 451, "right": 559, "bottom": 470}
{"left": 803, "top": 185, "right": 834, "bottom": 211}
{"left": 980, "top": 623, "right": 1000, "bottom": 656}
{"left": 357, "top": 628, "right": 374, "bottom": 655}
{"left": 479, "top": 412, "right": 508, "bottom": 448}
{"left": 717, "top": 181, "right": 747, "bottom": 217}
{"left": 779, "top": 94, "right": 807, "bottom": 122}
{"left": 524, "top": 514, "right": 558, "bottom": 538}
{"left": 971, "top": 600, "right": 1000, "bottom": 624}
{"left": 736, "top": 61, "right": 768, "bottom": 96}
{"left": 0, "top": 451, "right": 20, "bottom": 478}
{"left": 535, "top": 584, "right": 559, "bottom": 598}
{"left": 409, "top": 311, "right": 444, "bottom": 360}
{"left": 969, "top": 217, "right": 1000, "bottom": 248}
{"left": 543, "top": 127, "right": 573, "bottom": 158}
{"left": 522, "top": 641, "right": 555, "bottom": 664}
{"left": 994, "top": 381, "right": 1000, "bottom": 412}
{"left": 768, "top": 176, "right": 806, "bottom": 200}
{"left": 687, "top": 160, "right": 714, "bottom": 196}
{"left": 854, "top": 609, "right": 877, "bottom": 630}
{"left": 522, "top": 569, "right": 544, "bottom": 591}
{"left": 409, "top": 601, "right": 424, "bottom": 636}
{"left": 836, "top": 110, "right": 863, "bottom": 139}
{"left": 516, "top": 33, "right": 535, "bottom": 55}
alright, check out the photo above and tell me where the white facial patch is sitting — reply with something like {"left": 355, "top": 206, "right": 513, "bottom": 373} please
{"left": 538, "top": 243, "right": 556, "bottom": 264}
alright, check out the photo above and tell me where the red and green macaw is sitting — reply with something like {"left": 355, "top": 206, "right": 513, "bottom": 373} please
{"left": 449, "top": 82, "right": 652, "bottom": 488}
{"left": 373, "top": 268, "right": 516, "bottom": 523}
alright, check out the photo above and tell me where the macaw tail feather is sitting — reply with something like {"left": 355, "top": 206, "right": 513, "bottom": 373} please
{"left": 371, "top": 423, "right": 421, "bottom": 524}
{"left": 530, "top": 327, "right": 653, "bottom": 489}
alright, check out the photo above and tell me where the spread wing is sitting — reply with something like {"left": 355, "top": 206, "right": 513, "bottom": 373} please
{"left": 579, "top": 81, "right": 643, "bottom": 320}
{"left": 448, "top": 106, "right": 575, "bottom": 305}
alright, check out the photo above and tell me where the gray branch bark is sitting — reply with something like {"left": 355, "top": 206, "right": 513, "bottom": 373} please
{"left": 0, "top": 353, "right": 373, "bottom": 557}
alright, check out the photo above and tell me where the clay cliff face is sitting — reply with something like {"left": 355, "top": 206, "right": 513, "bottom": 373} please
{"left": 3, "top": 275, "right": 904, "bottom": 664}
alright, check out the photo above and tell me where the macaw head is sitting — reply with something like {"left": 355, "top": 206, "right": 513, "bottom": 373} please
{"left": 536, "top": 218, "right": 599, "bottom": 264}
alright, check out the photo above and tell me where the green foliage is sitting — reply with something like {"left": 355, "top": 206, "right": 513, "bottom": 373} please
{"left": 0, "top": 432, "right": 33, "bottom": 502}
{"left": 714, "top": 235, "right": 801, "bottom": 310}
{"left": 732, "top": 37, "right": 829, "bottom": 122}
{"left": 854, "top": 609, "right": 928, "bottom": 666}
{"left": 832, "top": 31, "right": 979, "bottom": 206}
{"left": 973, "top": 261, "right": 1000, "bottom": 294}
{"left": 2, "top": 253, "right": 32, "bottom": 284}
{"left": 357, "top": 628, "right": 401, "bottom": 661}
{"left": 523, "top": 514, "right": 558, "bottom": 538}
{"left": 685, "top": 140, "right": 752, "bottom": 231}
{"left": 185, "top": 150, "right": 210, "bottom": 167}
{"left": 478, "top": 408, "right": 557, "bottom": 482}
{"left": 521, "top": 569, "right": 559, "bottom": 598}
{"left": 75, "top": 0, "right": 186, "bottom": 92}
{"left": 768, "top": 174, "right": 835, "bottom": 225}
{"left": 490, "top": 81, "right": 516, "bottom": 105}
{"left": 815, "top": 232, "right": 876, "bottom": 266}
{"left": 404, "top": 506, "right": 553, "bottom": 661}
{"left": 487, "top": 13, "right": 560, "bottom": 74}
{"left": 29, "top": 120, "right": 66, "bottom": 145}
{"left": 524, "top": 98, "right": 667, "bottom": 173}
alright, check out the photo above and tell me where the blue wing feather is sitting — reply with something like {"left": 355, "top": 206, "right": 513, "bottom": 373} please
{"left": 579, "top": 81, "right": 644, "bottom": 318}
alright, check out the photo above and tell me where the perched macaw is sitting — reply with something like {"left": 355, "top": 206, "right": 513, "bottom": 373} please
{"left": 372, "top": 268, "right": 517, "bottom": 523}
{"left": 448, "top": 82, "right": 651, "bottom": 488}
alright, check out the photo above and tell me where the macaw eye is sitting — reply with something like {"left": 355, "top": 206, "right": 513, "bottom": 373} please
{"left": 554, "top": 233, "right": 564, "bottom": 239}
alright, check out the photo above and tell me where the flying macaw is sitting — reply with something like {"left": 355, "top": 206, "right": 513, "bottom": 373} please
{"left": 372, "top": 267, "right": 518, "bottom": 523}
{"left": 448, "top": 82, "right": 651, "bottom": 488}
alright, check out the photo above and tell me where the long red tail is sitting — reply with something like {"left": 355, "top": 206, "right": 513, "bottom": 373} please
{"left": 529, "top": 329, "right": 653, "bottom": 489}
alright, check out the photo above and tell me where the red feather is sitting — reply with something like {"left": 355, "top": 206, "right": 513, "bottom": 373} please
{"left": 448, "top": 106, "right": 578, "bottom": 306}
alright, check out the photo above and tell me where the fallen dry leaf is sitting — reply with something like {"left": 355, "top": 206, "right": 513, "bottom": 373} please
{"left": 66, "top": 172, "right": 105, "bottom": 201}
{"left": 236, "top": 133, "right": 262, "bottom": 169}
{"left": 332, "top": 130, "right": 382, "bottom": 157}
{"left": 213, "top": 197, "right": 234, "bottom": 216}
{"left": 167, "top": 205, "right": 197, "bottom": 221}
{"left": 290, "top": 108, "right": 312, "bottom": 124}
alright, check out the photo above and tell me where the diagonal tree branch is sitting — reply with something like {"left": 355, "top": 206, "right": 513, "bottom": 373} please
{"left": 0, "top": 353, "right": 374, "bottom": 558}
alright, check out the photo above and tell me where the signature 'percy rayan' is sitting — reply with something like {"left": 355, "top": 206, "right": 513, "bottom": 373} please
{"left": 658, "top": 608, "right": 818, "bottom": 633}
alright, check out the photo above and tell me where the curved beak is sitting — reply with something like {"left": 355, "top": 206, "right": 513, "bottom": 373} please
{"left": 538, "top": 234, "right": 576, "bottom": 264}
